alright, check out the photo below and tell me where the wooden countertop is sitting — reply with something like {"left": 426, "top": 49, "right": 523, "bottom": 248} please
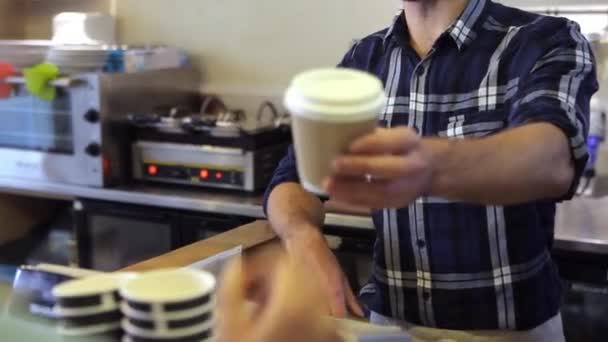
{"left": 122, "top": 220, "right": 277, "bottom": 272}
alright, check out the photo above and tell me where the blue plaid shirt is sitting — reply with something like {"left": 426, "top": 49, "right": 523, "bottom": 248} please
{"left": 265, "top": 0, "right": 598, "bottom": 330}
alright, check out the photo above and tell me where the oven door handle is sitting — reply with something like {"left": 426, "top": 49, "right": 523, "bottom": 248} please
{"left": 3, "top": 76, "right": 84, "bottom": 88}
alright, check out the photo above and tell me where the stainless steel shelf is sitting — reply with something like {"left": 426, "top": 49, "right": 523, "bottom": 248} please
{"left": 0, "top": 177, "right": 374, "bottom": 229}
{"left": 554, "top": 197, "right": 608, "bottom": 255}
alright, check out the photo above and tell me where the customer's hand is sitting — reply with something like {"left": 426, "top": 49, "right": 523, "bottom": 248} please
{"left": 325, "top": 127, "right": 433, "bottom": 209}
{"left": 217, "top": 251, "right": 340, "bottom": 342}
{"left": 286, "top": 227, "right": 364, "bottom": 318}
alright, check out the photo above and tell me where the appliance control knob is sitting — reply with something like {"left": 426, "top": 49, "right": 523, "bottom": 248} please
{"left": 84, "top": 109, "right": 100, "bottom": 123}
{"left": 85, "top": 143, "right": 101, "bottom": 157}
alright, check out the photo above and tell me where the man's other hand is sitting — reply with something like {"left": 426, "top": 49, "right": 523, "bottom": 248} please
{"left": 217, "top": 251, "right": 341, "bottom": 342}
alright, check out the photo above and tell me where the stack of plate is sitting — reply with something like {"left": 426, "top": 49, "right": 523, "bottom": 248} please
{"left": 0, "top": 40, "right": 51, "bottom": 69}
{"left": 53, "top": 12, "right": 116, "bottom": 45}
{"left": 46, "top": 45, "right": 109, "bottom": 74}
{"left": 120, "top": 269, "right": 216, "bottom": 342}
{"left": 52, "top": 272, "right": 136, "bottom": 337}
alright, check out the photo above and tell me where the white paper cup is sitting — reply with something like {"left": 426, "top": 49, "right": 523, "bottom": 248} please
{"left": 126, "top": 310, "right": 212, "bottom": 333}
{"left": 53, "top": 302, "right": 121, "bottom": 318}
{"left": 122, "top": 318, "right": 214, "bottom": 339}
{"left": 122, "top": 334, "right": 213, "bottom": 342}
{"left": 57, "top": 309, "right": 122, "bottom": 330}
{"left": 120, "top": 269, "right": 215, "bottom": 314}
{"left": 52, "top": 272, "right": 136, "bottom": 311}
{"left": 53, "top": 297, "right": 120, "bottom": 317}
{"left": 121, "top": 301, "right": 214, "bottom": 321}
{"left": 57, "top": 321, "right": 121, "bottom": 336}
{"left": 53, "top": 272, "right": 136, "bottom": 298}
{"left": 285, "top": 68, "right": 386, "bottom": 195}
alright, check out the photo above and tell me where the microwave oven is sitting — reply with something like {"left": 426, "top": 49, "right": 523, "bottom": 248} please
{"left": 0, "top": 69, "right": 200, "bottom": 187}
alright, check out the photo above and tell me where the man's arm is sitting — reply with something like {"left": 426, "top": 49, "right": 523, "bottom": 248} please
{"left": 263, "top": 146, "right": 325, "bottom": 240}
{"left": 266, "top": 182, "right": 325, "bottom": 242}
{"left": 263, "top": 147, "right": 363, "bottom": 317}
{"left": 427, "top": 122, "right": 573, "bottom": 204}
{"left": 327, "top": 123, "right": 573, "bottom": 208}
{"left": 261, "top": 37, "right": 372, "bottom": 318}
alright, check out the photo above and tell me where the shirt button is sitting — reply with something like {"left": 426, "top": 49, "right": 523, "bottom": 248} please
{"left": 416, "top": 67, "right": 425, "bottom": 76}
{"left": 417, "top": 239, "right": 426, "bottom": 248}
{"left": 423, "top": 292, "right": 431, "bottom": 301}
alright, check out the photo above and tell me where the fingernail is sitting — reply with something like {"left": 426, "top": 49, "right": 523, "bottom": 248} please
{"left": 332, "top": 158, "right": 341, "bottom": 171}
{"left": 322, "top": 178, "right": 330, "bottom": 191}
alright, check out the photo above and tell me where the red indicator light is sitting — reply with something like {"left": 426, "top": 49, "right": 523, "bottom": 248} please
{"left": 200, "top": 169, "right": 209, "bottom": 179}
{"left": 148, "top": 165, "right": 158, "bottom": 175}
{"left": 215, "top": 172, "right": 224, "bottom": 180}
{"left": 102, "top": 157, "right": 110, "bottom": 177}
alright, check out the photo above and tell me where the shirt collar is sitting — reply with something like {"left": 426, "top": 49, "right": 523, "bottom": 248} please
{"left": 383, "top": 10, "right": 403, "bottom": 45}
{"left": 447, "top": 0, "right": 489, "bottom": 50}
{"left": 384, "top": 0, "right": 489, "bottom": 51}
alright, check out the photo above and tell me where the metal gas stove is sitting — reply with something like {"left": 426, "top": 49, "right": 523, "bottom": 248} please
{"left": 129, "top": 97, "right": 291, "bottom": 192}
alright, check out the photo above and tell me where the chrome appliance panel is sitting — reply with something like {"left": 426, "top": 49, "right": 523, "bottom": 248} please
{"left": 132, "top": 141, "right": 256, "bottom": 191}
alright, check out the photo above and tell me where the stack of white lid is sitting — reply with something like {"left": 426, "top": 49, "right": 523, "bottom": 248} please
{"left": 52, "top": 272, "right": 136, "bottom": 337}
{"left": 120, "top": 269, "right": 216, "bottom": 342}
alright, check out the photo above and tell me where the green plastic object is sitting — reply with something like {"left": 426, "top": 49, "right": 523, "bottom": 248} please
{"left": 23, "top": 63, "right": 59, "bottom": 101}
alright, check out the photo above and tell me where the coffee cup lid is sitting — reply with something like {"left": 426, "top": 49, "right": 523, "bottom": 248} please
{"left": 53, "top": 272, "right": 136, "bottom": 299}
{"left": 120, "top": 269, "right": 215, "bottom": 305}
{"left": 285, "top": 68, "right": 386, "bottom": 122}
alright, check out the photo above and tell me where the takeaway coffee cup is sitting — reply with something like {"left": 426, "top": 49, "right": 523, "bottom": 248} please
{"left": 285, "top": 68, "right": 386, "bottom": 195}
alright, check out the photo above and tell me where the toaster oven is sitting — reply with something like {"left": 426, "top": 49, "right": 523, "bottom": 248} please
{"left": 0, "top": 68, "right": 199, "bottom": 187}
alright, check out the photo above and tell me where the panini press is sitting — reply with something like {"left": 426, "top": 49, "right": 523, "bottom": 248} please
{"left": 129, "top": 97, "right": 291, "bottom": 192}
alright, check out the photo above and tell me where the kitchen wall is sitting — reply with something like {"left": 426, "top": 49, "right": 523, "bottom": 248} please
{"left": 12, "top": 0, "right": 608, "bottom": 95}
{"left": 115, "top": 0, "right": 401, "bottom": 94}
{"left": 117, "top": 0, "right": 608, "bottom": 94}
{"left": 118, "top": 0, "right": 608, "bottom": 92}
{"left": 0, "top": 0, "right": 25, "bottom": 39}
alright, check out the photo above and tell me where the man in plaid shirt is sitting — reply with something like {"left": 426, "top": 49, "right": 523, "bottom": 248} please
{"left": 264, "top": 0, "right": 598, "bottom": 340}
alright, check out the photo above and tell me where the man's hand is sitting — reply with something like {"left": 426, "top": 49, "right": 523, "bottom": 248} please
{"left": 325, "top": 127, "right": 433, "bottom": 209}
{"left": 326, "top": 123, "right": 574, "bottom": 207}
{"left": 217, "top": 252, "right": 340, "bottom": 342}
{"left": 286, "top": 227, "right": 364, "bottom": 318}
